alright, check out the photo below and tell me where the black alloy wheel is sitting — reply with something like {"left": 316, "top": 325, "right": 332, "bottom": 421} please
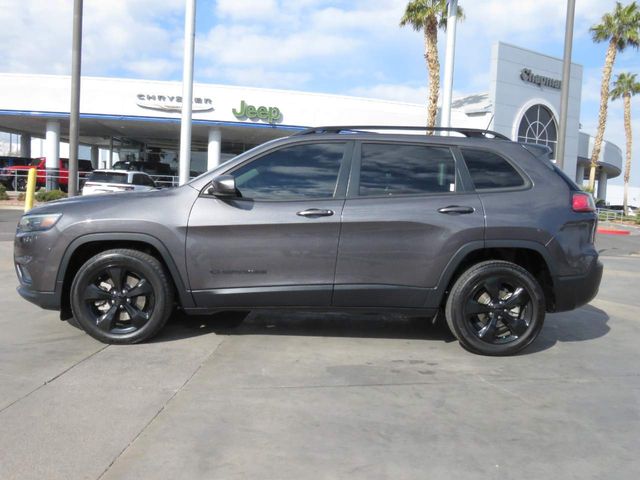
{"left": 83, "top": 266, "right": 154, "bottom": 334}
{"left": 70, "top": 249, "right": 174, "bottom": 344}
{"left": 464, "top": 276, "right": 532, "bottom": 344}
{"left": 445, "top": 260, "right": 545, "bottom": 356}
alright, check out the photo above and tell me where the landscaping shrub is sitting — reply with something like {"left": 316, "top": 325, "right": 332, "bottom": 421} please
{"left": 35, "top": 189, "right": 67, "bottom": 202}
{"left": 0, "top": 184, "right": 8, "bottom": 201}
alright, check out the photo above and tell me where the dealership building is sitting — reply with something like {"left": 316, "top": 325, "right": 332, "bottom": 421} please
{"left": 0, "top": 42, "right": 622, "bottom": 199}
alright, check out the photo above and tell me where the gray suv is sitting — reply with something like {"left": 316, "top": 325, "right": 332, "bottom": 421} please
{"left": 13, "top": 126, "right": 603, "bottom": 355}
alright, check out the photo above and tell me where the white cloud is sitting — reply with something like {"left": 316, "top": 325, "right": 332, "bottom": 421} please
{"left": 214, "top": 67, "right": 312, "bottom": 89}
{"left": 199, "top": 25, "right": 361, "bottom": 67}
{"left": 459, "top": 0, "right": 616, "bottom": 44}
{"left": 215, "top": 0, "right": 278, "bottom": 20}
{"left": 0, "top": 0, "right": 183, "bottom": 78}
{"left": 124, "top": 59, "right": 180, "bottom": 78}
{"left": 349, "top": 83, "right": 427, "bottom": 104}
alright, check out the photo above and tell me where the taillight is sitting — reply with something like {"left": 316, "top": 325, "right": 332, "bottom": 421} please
{"left": 572, "top": 192, "right": 595, "bottom": 212}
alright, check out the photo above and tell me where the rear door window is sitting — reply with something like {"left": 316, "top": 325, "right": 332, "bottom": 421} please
{"left": 358, "top": 143, "right": 456, "bottom": 196}
{"left": 461, "top": 148, "right": 525, "bottom": 190}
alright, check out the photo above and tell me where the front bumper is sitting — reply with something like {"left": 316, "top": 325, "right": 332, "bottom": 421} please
{"left": 17, "top": 285, "right": 60, "bottom": 310}
{"left": 14, "top": 228, "right": 64, "bottom": 312}
{"left": 551, "top": 258, "right": 603, "bottom": 312}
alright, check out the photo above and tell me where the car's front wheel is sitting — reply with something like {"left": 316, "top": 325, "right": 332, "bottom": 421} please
{"left": 445, "top": 260, "right": 545, "bottom": 356}
{"left": 70, "top": 249, "right": 174, "bottom": 344}
{"left": 13, "top": 175, "right": 27, "bottom": 191}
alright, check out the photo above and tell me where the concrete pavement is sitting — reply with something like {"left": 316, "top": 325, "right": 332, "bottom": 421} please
{"left": 1, "top": 222, "right": 639, "bottom": 479}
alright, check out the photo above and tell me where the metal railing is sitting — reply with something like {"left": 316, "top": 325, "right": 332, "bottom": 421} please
{"left": 0, "top": 170, "right": 92, "bottom": 192}
{"left": 0, "top": 170, "right": 187, "bottom": 192}
{"left": 148, "top": 174, "right": 180, "bottom": 188}
{"left": 597, "top": 208, "right": 625, "bottom": 222}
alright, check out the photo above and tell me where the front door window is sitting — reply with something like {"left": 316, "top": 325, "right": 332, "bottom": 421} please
{"left": 231, "top": 143, "right": 346, "bottom": 200}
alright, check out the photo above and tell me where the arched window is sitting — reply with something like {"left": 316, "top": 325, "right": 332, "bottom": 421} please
{"left": 517, "top": 105, "right": 558, "bottom": 158}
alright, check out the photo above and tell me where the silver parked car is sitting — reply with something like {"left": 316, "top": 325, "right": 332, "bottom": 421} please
{"left": 82, "top": 170, "right": 156, "bottom": 196}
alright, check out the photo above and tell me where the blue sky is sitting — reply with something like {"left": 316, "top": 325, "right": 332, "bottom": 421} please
{"left": 2, "top": 0, "right": 639, "bottom": 186}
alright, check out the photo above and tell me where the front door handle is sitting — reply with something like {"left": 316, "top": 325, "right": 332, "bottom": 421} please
{"left": 296, "top": 208, "right": 334, "bottom": 218}
{"left": 437, "top": 205, "right": 475, "bottom": 214}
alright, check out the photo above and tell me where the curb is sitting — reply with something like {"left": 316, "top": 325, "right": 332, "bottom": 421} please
{"left": 597, "top": 228, "right": 631, "bottom": 236}
{"left": 0, "top": 206, "right": 26, "bottom": 211}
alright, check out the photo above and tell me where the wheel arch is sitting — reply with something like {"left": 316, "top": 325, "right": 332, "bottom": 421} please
{"left": 56, "top": 233, "right": 194, "bottom": 319}
{"left": 431, "top": 240, "right": 556, "bottom": 312}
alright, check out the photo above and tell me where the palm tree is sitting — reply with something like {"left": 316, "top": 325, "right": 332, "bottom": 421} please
{"left": 587, "top": 1, "right": 640, "bottom": 191}
{"left": 400, "top": 0, "right": 464, "bottom": 129}
{"left": 610, "top": 72, "right": 640, "bottom": 215}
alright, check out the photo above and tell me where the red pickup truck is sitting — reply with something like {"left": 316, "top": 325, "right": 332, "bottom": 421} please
{"left": 0, "top": 157, "right": 94, "bottom": 191}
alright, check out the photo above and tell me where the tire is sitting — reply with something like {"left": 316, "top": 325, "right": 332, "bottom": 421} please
{"left": 13, "top": 176, "right": 27, "bottom": 192}
{"left": 66, "top": 316, "right": 84, "bottom": 331}
{"left": 70, "top": 249, "right": 174, "bottom": 344}
{"left": 445, "top": 260, "right": 545, "bottom": 356}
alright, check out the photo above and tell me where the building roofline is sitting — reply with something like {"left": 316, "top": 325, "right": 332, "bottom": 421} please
{"left": 0, "top": 72, "right": 427, "bottom": 109}
{"left": 495, "top": 42, "right": 583, "bottom": 69}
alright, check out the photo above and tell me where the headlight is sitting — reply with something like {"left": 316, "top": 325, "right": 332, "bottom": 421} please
{"left": 17, "top": 213, "right": 62, "bottom": 232}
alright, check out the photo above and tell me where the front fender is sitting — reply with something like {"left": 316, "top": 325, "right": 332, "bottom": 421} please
{"left": 55, "top": 232, "right": 195, "bottom": 309}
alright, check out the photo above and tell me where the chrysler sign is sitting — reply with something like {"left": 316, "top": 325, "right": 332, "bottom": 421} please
{"left": 136, "top": 93, "right": 214, "bottom": 113}
{"left": 520, "top": 69, "right": 562, "bottom": 90}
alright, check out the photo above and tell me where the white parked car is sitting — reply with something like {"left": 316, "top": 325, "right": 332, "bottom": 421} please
{"left": 81, "top": 170, "right": 157, "bottom": 196}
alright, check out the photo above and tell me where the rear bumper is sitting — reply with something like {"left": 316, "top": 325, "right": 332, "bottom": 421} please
{"left": 551, "top": 259, "right": 603, "bottom": 312}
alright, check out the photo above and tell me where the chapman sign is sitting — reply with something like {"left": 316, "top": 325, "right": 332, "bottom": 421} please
{"left": 136, "top": 93, "right": 214, "bottom": 113}
{"left": 520, "top": 68, "right": 562, "bottom": 90}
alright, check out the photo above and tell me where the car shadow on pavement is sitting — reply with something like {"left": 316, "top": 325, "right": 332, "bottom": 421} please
{"left": 154, "top": 304, "right": 611, "bottom": 355}
{"left": 154, "top": 310, "right": 456, "bottom": 343}
{"left": 519, "top": 304, "right": 610, "bottom": 355}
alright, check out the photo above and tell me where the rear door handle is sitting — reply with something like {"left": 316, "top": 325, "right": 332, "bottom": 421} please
{"left": 437, "top": 205, "right": 475, "bottom": 214}
{"left": 296, "top": 208, "right": 334, "bottom": 218}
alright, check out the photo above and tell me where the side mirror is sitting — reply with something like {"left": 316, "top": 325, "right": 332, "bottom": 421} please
{"left": 207, "top": 174, "right": 237, "bottom": 197}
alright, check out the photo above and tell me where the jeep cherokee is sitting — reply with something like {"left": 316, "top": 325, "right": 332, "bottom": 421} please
{"left": 13, "top": 126, "right": 603, "bottom": 355}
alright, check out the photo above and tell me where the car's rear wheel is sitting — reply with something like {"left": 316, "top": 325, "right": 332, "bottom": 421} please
{"left": 445, "top": 260, "right": 545, "bottom": 356}
{"left": 70, "top": 249, "right": 174, "bottom": 344}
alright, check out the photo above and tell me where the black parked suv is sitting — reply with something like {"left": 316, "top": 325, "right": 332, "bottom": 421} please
{"left": 14, "top": 126, "right": 602, "bottom": 355}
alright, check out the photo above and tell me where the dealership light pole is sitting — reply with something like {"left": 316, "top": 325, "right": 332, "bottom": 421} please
{"left": 556, "top": 0, "right": 576, "bottom": 170}
{"left": 440, "top": 0, "right": 458, "bottom": 131}
{"left": 178, "top": 0, "right": 196, "bottom": 185}
{"left": 68, "top": 0, "right": 83, "bottom": 196}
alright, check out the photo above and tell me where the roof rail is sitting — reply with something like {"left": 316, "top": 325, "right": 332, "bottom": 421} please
{"left": 292, "top": 125, "right": 510, "bottom": 140}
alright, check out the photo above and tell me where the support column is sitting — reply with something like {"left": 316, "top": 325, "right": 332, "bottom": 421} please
{"left": 597, "top": 170, "right": 607, "bottom": 201}
{"left": 108, "top": 137, "right": 114, "bottom": 169}
{"left": 90, "top": 145, "right": 99, "bottom": 169}
{"left": 20, "top": 134, "right": 31, "bottom": 158}
{"left": 207, "top": 128, "right": 222, "bottom": 171}
{"left": 45, "top": 121, "right": 60, "bottom": 190}
{"left": 575, "top": 164, "right": 585, "bottom": 185}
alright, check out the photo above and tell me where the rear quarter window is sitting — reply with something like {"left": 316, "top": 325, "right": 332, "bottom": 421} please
{"left": 461, "top": 148, "right": 525, "bottom": 190}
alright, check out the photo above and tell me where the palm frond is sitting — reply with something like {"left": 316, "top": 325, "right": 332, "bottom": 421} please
{"left": 611, "top": 72, "right": 640, "bottom": 99}
{"left": 590, "top": 1, "right": 640, "bottom": 51}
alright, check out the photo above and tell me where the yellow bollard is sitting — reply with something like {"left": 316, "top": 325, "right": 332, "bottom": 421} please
{"left": 24, "top": 168, "right": 37, "bottom": 213}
